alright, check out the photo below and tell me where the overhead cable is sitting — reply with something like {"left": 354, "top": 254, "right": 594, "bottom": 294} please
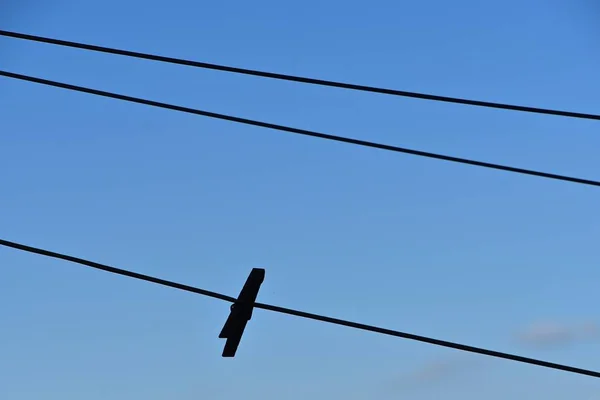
{"left": 2, "top": 70, "right": 599, "bottom": 188}
{"left": 1, "top": 29, "right": 598, "bottom": 121}
{"left": 2, "top": 237, "right": 600, "bottom": 377}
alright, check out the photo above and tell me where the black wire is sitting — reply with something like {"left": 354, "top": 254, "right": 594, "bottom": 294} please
{"left": 2, "top": 237, "right": 600, "bottom": 379}
{"left": 255, "top": 303, "right": 600, "bottom": 378}
{"left": 1, "top": 29, "right": 599, "bottom": 121}
{"left": 2, "top": 70, "right": 600, "bottom": 188}
{"left": 0, "top": 238, "right": 235, "bottom": 302}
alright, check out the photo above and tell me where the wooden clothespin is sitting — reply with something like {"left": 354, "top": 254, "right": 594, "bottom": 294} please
{"left": 218, "top": 268, "right": 265, "bottom": 357}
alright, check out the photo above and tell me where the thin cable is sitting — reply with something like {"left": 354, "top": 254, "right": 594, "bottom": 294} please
{"left": 255, "top": 302, "right": 600, "bottom": 378}
{"left": 2, "top": 70, "right": 599, "bottom": 188}
{"left": 0, "top": 238, "right": 235, "bottom": 302}
{"left": 1, "top": 237, "right": 600, "bottom": 379}
{"left": 1, "top": 29, "right": 599, "bottom": 121}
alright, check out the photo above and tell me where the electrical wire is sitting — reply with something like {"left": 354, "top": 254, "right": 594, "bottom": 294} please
{"left": 1, "top": 29, "right": 599, "bottom": 121}
{"left": 1, "top": 237, "right": 599, "bottom": 378}
{"left": 1, "top": 70, "right": 599, "bottom": 188}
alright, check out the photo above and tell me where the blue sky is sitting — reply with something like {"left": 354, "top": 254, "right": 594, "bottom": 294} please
{"left": 1, "top": 0, "right": 600, "bottom": 398}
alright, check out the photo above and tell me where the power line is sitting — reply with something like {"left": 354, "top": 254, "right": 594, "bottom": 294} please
{"left": 2, "top": 238, "right": 600, "bottom": 378}
{"left": 2, "top": 70, "right": 600, "bottom": 188}
{"left": 1, "top": 29, "right": 599, "bottom": 122}
{"left": 0, "top": 238, "right": 235, "bottom": 302}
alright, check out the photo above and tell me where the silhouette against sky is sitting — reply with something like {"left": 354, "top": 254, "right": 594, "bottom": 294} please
{"left": 1, "top": 1, "right": 600, "bottom": 399}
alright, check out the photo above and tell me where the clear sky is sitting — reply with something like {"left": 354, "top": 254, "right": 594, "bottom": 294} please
{"left": 1, "top": 0, "right": 600, "bottom": 399}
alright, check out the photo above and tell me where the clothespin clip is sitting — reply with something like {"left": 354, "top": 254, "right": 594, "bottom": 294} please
{"left": 218, "top": 268, "right": 265, "bottom": 357}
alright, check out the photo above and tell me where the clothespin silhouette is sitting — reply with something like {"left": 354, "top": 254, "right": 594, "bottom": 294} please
{"left": 218, "top": 268, "right": 265, "bottom": 357}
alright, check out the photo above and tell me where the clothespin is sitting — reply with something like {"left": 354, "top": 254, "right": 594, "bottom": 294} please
{"left": 218, "top": 268, "right": 265, "bottom": 357}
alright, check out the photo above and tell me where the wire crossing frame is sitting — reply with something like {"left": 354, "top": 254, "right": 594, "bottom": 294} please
{"left": 1, "top": 29, "right": 600, "bottom": 121}
{"left": 1, "top": 70, "right": 600, "bottom": 188}
{"left": 1, "top": 238, "right": 599, "bottom": 379}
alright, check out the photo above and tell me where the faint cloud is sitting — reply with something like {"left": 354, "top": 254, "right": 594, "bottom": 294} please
{"left": 411, "top": 358, "right": 459, "bottom": 383}
{"left": 388, "top": 319, "right": 599, "bottom": 393}
{"left": 393, "top": 354, "right": 478, "bottom": 391}
{"left": 516, "top": 320, "right": 599, "bottom": 348}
